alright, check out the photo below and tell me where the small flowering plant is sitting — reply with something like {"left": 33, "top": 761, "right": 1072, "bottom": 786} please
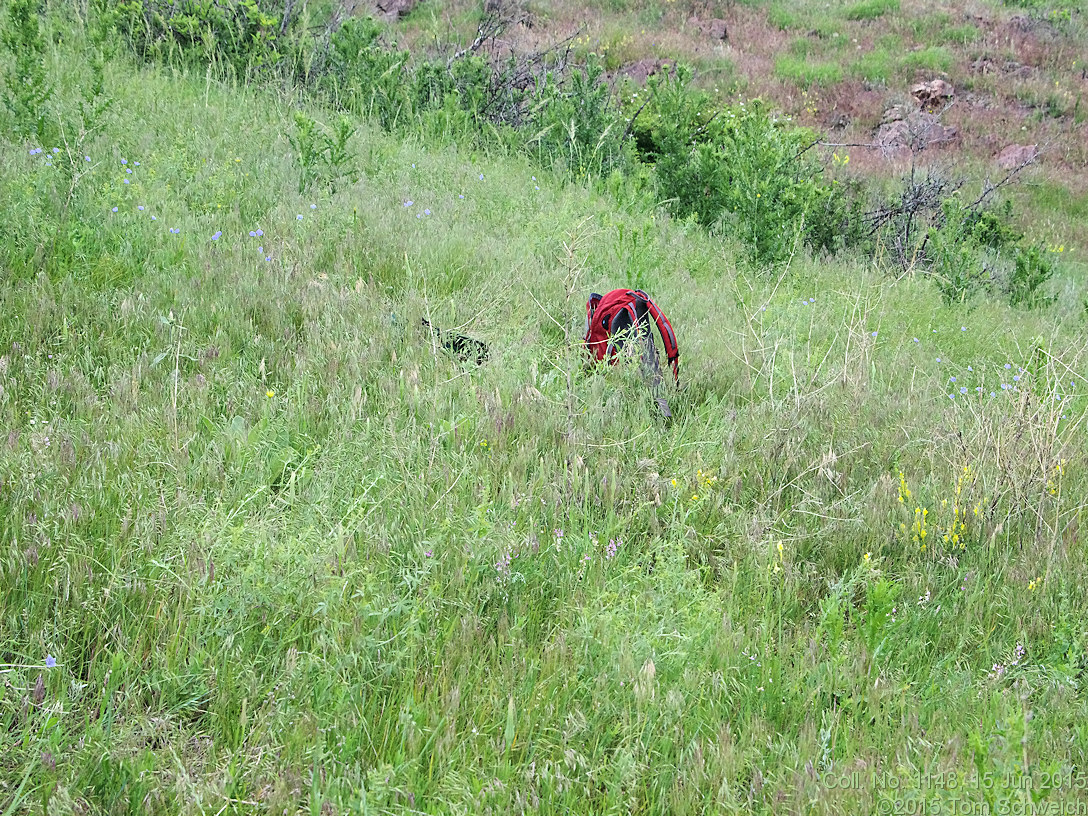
{"left": 897, "top": 466, "right": 983, "bottom": 556}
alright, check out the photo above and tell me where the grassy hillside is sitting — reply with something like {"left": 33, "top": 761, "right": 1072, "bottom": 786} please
{"left": 1, "top": 3, "right": 1088, "bottom": 814}
{"left": 391, "top": 0, "right": 1088, "bottom": 251}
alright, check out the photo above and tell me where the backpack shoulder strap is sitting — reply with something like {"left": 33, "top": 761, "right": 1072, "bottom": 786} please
{"left": 635, "top": 290, "right": 680, "bottom": 387}
{"left": 584, "top": 293, "right": 603, "bottom": 345}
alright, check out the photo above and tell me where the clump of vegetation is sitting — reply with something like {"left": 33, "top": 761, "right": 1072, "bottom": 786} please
{"left": 626, "top": 66, "right": 860, "bottom": 264}
{"left": 842, "top": 0, "right": 900, "bottom": 22}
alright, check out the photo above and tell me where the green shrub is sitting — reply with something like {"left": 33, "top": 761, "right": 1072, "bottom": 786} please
{"left": 324, "top": 16, "right": 411, "bottom": 129}
{"left": 1, "top": 0, "right": 53, "bottom": 143}
{"left": 632, "top": 69, "right": 847, "bottom": 265}
{"left": 1007, "top": 244, "right": 1057, "bottom": 309}
{"left": 531, "top": 60, "right": 630, "bottom": 179}
{"left": 103, "top": 0, "right": 301, "bottom": 77}
{"left": 290, "top": 112, "right": 357, "bottom": 194}
{"left": 929, "top": 199, "right": 988, "bottom": 304}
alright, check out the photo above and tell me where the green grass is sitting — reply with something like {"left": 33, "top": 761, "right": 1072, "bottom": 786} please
{"left": 774, "top": 54, "right": 845, "bottom": 87}
{"left": 2, "top": 9, "right": 1088, "bottom": 816}
{"left": 842, "top": 0, "right": 900, "bottom": 21}
{"left": 899, "top": 44, "right": 956, "bottom": 73}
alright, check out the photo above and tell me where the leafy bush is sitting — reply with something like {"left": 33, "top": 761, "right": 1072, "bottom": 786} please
{"left": 630, "top": 68, "right": 848, "bottom": 265}
{"left": 928, "top": 198, "right": 989, "bottom": 304}
{"left": 103, "top": 0, "right": 302, "bottom": 77}
{"left": 1, "top": 0, "right": 53, "bottom": 143}
{"left": 324, "top": 16, "right": 411, "bottom": 130}
{"left": 1007, "top": 245, "right": 1057, "bottom": 309}
{"left": 531, "top": 60, "right": 630, "bottom": 178}
{"left": 290, "top": 112, "right": 357, "bottom": 194}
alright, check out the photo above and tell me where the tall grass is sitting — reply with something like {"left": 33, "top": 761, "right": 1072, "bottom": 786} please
{"left": 1, "top": 12, "right": 1087, "bottom": 816}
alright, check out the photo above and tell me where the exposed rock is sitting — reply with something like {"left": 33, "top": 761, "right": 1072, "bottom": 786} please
{"left": 995, "top": 143, "right": 1039, "bottom": 170}
{"left": 824, "top": 112, "right": 850, "bottom": 131}
{"left": 375, "top": 0, "right": 419, "bottom": 20}
{"left": 910, "top": 79, "right": 954, "bottom": 110}
{"left": 875, "top": 112, "right": 958, "bottom": 152}
{"left": 619, "top": 59, "right": 672, "bottom": 84}
{"left": 689, "top": 17, "right": 728, "bottom": 41}
{"left": 881, "top": 104, "right": 911, "bottom": 124}
{"left": 1008, "top": 14, "right": 1034, "bottom": 32}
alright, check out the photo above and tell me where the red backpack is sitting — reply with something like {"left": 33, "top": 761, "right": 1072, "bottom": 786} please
{"left": 584, "top": 289, "right": 679, "bottom": 386}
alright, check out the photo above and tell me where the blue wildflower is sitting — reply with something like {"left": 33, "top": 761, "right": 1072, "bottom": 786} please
{"left": 45, "top": 655, "right": 56, "bottom": 668}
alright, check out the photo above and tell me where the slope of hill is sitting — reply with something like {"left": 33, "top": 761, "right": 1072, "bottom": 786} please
{"left": 1, "top": 2, "right": 1087, "bottom": 813}
{"left": 384, "top": 0, "right": 1088, "bottom": 254}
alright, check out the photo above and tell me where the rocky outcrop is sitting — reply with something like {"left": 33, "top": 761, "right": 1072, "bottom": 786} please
{"left": 910, "top": 79, "right": 954, "bottom": 111}
{"left": 995, "top": 144, "right": 1039, "bottom": 170}
{"left": 619, "top": 59, "right": 672, "bottom": 84}
{"left": 375, "top": 0, "right": 419, "bottom": 20}
{"left": 875, "top": 110, "right": 958, "bottom": 152}
{"left": 688, "top": 17, "right": 728, "bottom": 42}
